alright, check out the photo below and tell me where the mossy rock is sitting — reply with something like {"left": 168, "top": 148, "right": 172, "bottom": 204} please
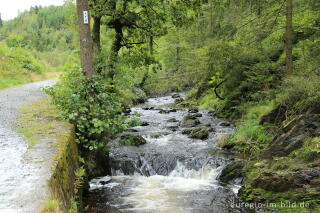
{"left": 219, "top": 161, "right": 245, "bottom": 183}
{"left": 181, "top": 114, "right": 201, "bottom": 128}
{"left": 189, "top": 128, "right": 209, "bottom": 140}
{"left": 119, "top": 135, "right": 147, "bottom": 146}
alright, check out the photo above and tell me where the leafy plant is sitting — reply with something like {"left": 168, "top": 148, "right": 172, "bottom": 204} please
{"left": 45, "top": 67, "right": 126, "bottom": 151}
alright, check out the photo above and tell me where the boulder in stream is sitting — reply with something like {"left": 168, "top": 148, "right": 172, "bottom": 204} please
{"left": 219, "top": 160, "right": 245, "bottom": 184}
{"left": 181, "top": 118, "right": 200, "bottom": 128}
{"left": 189, "top": 127, "right": 209, "bottom": 140}
{"left": 119, "top": 135, "right": 147, "bottom": 146}
{"left": 188, "top": 109, "right": 199, "bottom": 113}
{"left": 167, "top": 118, "right": 179, "bottom": 123}
{"left": 172, "top": 94, "right": 181, "bottom": 99}
{"left": 174, "top": 98, "right": 184, "bottom": 104}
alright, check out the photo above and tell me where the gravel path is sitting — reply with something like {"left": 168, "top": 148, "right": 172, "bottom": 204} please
{"left": 0, "top": 80, "right": 56, "bottom": 212}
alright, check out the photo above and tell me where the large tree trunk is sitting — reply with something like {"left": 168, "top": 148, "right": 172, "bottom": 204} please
{"left": 285, "top": 0, "right": 294, "bottom": 74}
{"left": 76, "top": 0, "right": 94, "bottom": 77}
{"left": 92, "top": 16, "right": 101, "bottom": 53}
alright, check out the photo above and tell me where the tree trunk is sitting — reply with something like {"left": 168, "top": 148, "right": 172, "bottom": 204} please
{"left": 285, "top": 0, "right": 294, "bottom": 74}
{"left": 108, "top": 24, "right": 123, "bottom": 81}
{"left": 76, "top": 0, "right": 94, "bottom": 77}
{"left": 92, "top": 16, "right": 101, "bottom": 53}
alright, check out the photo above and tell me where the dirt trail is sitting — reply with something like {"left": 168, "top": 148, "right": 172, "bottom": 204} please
{"left": 0, "top": 80, "right": 56, "bottom": 213}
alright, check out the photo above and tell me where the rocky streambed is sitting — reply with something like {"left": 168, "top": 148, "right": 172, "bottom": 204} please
{"left": 85, "top": 94, "right": 246, "bottom": 213}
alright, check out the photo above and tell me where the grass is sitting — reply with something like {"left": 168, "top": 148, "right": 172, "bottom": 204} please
{"left": 41, "top": 200, "right": 61, "bottom": 213}
{"left": 0, "top": 71, "right": 62, "bottom": 90}
{"left": 218, "top": 103, "right": 275, "bottom": 156}
{"left": 16, "top": 97, "right": 70, "bottom": 148}
{"left": 0, "top": 41, "right": 64, "bottom": 90}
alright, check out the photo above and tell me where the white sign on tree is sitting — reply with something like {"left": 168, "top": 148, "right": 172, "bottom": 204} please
{"left": 83, "top": 11, "right": 89, "bottom": 24}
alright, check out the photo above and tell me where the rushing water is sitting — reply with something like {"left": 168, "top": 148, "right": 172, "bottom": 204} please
{"left": 86, "top": 94, "right": 244, "bottom": 213}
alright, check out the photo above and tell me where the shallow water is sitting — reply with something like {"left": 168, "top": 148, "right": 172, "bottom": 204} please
{"left": 86, "top": 94, "right": 244, "bottom": 213}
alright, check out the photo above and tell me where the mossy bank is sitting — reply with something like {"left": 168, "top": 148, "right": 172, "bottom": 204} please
{"left": 17, "top": 98, "right": 83, "bottom": 212}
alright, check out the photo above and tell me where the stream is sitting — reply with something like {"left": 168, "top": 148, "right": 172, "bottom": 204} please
{"left": 86, "top": 94, "right": 244, "bottom": 213}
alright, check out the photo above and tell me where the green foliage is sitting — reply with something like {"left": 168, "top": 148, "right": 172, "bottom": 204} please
{"left": 0, "top": 41, "right": 61, "bottom": 89}
{"left": 277, "top": 75, "right": 320, "bottom": 117}
{"left": 0, "top": 3, "right": 78, "bottom": 90}
{"left": 219, "top": 103, "right": 274, "bottom": 156}
{"left": 45, "top": 67, "right": 126, "bottom": 151}
{"left": 126, "top": 112, "right": 143, "bottom": 127}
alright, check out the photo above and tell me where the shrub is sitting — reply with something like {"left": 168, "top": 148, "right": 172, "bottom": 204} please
{"left": 45, "top": 67, "right": 126, "bottom": 151}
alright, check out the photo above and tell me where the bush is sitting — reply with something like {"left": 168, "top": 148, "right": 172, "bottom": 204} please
{"left": 45, "top": 67, "right": 126, "bottom": 151}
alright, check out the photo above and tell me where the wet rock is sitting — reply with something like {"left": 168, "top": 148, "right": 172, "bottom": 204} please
{"left": 174, "top": 98, "right": 184, "bottom": 104}
{"left": 150, "top": 132, "right": 170, "bottom": 138}
{"left": 184, "top": 113, "right": 202, "bottom": 120}
{"left": 119, "top": 135, "right": 147, "bottom": 146}
{"left": 189, "top": 128, "right": 209, "bottom": 140}
{"left": 181, "top": 118, "right": 200, "bottom": 128}
{"left": 188, "top": 109, "right": 199, "bottom": 113}
{"left": 219, "top": 122, "right": 231, "bottom": 127}
{"left": 126, "top": 129, "right": 139, "bottom": 132}
{"left": 140, "top": 121, "right": 149, "bottom": 126}
{"left": 167, "top": 118, "right": 179, "bottom": 123}
{"left": 137, "top": 154, "right": 177, "bottom": 176}
{"left": 159, "top": 109, "right": 171, "bottom": 114}
{"left": 167, "top": 126, "right": 179, "bottom": 132}
{"left": 263, "top": 114, "right": 320, "bottom": 159}
{"left": 293, "top": 168, "right": 320, "bottom": 186}
{"left": 219, "top": 161, "right": 245, "bottom": 184}
{"left": 182, "top": 129, "right": 192, "bottom": 135}
{"left": 172, "top": 94, "right": 181, "bottom": 99}
{"left": 208, "top": 111, "right": 216, "bottom": 116}
{"left": 251, "top": 172, "right": 295, "bottom": 192}
{"left": 142, "top": 107, "right": 154, "bottom": 110}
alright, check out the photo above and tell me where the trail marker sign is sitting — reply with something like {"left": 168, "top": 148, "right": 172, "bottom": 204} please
{"left": 83, "top": 11, "right": 89, "bottom": 24}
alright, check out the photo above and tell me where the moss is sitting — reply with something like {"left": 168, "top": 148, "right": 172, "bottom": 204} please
{"left": 17, "top": 97, "right": 67, "bottom": 148}
{"left": 17, "top": 98, "right": 81, "bottom": 212}
{"left": 119, "top": 134, "right": 147, "bottom": 146}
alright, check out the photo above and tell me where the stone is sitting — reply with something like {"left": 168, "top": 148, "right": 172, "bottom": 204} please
{"left": 159, "top": 109, "right": 171, "bottom": 114}
{"left": 172, "top": 94, "right": 181, "bottom": 99}
{"left": 167, "top": 126, "right": 179, "bottom": 132}
{"left": 140, "top": 121, "right": 149, "bottom": 126}
{"left": 219, "top": 122, "right": 231, "bottom": 127}
{"left": 119, "top": 135, "right": 147, "bottom": 146}
{"left": 189, "top": 128, "right": 209, "bottom": 140}
{"left": 182, "top": 129, "right": 192, "bottom": 135}
{"left": 174, "top": 98, "right": 184, "bottom": 104}
{"left": 219, "top": 161, "right": 245, "bottom": 183}
{"left": 181, "top": 118, "right": 200, "bottom": 128}
{"left": 167, "top": 118, "right": 178, "bottom": 123}
{"left": 251, "top": 172, "right": 295, "bottom": 192}
{"left": 263, "top": 114, "right": 320, "bottom": 159}
{"left": 188, "top": 109, "right": 199, "bottom": 113}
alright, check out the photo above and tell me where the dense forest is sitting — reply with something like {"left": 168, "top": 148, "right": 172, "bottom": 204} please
{"left": 0, "top": 0, "right": 319, "bottom": 212}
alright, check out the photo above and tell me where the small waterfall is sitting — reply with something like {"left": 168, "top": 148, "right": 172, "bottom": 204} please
{"left": 86, "top": 94, "right": 240, "bottom": 213}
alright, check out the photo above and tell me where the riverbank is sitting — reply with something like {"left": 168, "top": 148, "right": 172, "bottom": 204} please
{"left": 217, "top": 104, "right": 320, "bottom": 212}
